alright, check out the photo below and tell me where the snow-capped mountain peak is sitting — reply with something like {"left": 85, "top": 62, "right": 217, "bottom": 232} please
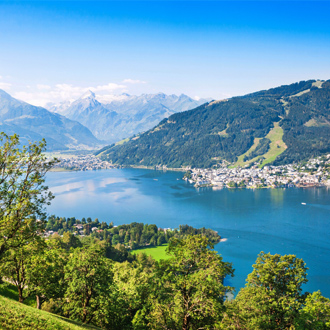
{"left": 47, "top": 91, "right": 211, "bottom": 143}
{"left": 80, "top": 90, "right": 96, "bottom": 100}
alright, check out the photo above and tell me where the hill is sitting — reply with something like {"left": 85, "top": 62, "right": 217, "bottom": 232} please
{"left": 0, "top": 295, "right": 99, "bottom": 330}
{"left": 47, "top": 91, "right": 209, "bottom": 143}
{"left": 0, "top": 90, "right": 102, "bottom": 151}
{"left": 97, "top": 80, "right": 330, "bottom": 168}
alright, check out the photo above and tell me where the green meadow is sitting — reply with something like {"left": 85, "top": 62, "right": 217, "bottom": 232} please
{"left": 233, "top": 122, "right": 287, "bottom": 168}
{"left": 131, "top": 244, "right": 170, "bottom": 261}
{"left": 0, "top": 283, "right": 99, "bottom": 330}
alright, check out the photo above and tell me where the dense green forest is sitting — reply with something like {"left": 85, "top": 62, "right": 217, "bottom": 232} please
{"left": 45, "top": 216, "right": 221, "bottom": 250}
{"left": 97, "top": 79, "right": 330, "bottom": 168}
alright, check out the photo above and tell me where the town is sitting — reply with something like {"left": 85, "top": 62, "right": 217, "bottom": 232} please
{"left": 52, "top": 154, "right": 115, "bottom": 171}
{"left": 184, "top": 155, "right": 330, "bottom": 189}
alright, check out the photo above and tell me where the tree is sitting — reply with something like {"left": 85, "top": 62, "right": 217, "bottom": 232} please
{"left": 63, "top": 245, "right": 113, "bottom": 324}
{"left": 0, "top": 241, "right": 42, "bottom": 303}
{"left": 144, "top": 235, "right": 234, "bottom": 330}
{"left": 62, "top": 232, "right": 82, "bottom": 250}
{"left": 222, "top": 252, "right": 308, "bottom": 329}
{"left": 99, "top": 261, "right": 154, "bottom": 330}
{"left": 157, "top": 234, "right": 166, "bottom": 246}
{"left": 295, "top": 291, "right": 330, "bottom": 329}
{"left": 112, "top": 234, "right": 120, "bottom": 245}
{"left": 26, "top": 242, "right": 68, "bottom": 309}
{"left": 0, "top": 133, "right": 57, "bottom": 259}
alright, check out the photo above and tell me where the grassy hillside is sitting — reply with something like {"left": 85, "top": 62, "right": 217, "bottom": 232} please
{"left": 98, "top": 79, "right": 330, "bottom": 168}
{"left": 233, "top": 122, "right": 287, "bottom": 167}
{"left": 0, "top": 295, "right": 99, "bottom": 330}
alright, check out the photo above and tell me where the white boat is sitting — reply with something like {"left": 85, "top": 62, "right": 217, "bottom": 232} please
{"left": 301, "top": 202, "right": 306, "bottom": 205}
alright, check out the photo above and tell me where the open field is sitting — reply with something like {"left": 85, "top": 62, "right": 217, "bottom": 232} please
{"left": 233, "top": 122, "right": 287, "bottom": 168}
{"left": 131, "top": 244, "right": 170, "bottom": 261}
{"left": 0, "top": 295, "right": 100, "bottom": 330}
{"left": 260, "top": 122, "right": 287, "bottom": 167}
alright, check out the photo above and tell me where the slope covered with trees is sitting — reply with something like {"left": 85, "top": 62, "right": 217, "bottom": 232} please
{"left": 97, "top": 79, "right": 330, "bottom": 168}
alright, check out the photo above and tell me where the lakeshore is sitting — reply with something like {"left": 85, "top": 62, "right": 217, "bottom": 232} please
{"left": 51, "top": 153, "right": 330, "bottom": 190}
{"left": 184, "top": 155, "right": 330, "bottom": 189}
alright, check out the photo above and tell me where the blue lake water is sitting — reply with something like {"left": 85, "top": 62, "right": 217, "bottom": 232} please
{"left": 46, "top": 168, "right": 330, "bottom": 296}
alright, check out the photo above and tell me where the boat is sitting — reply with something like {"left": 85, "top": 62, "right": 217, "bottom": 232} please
{"left": 301, "top": 202, "right": 306, "bottom": 205}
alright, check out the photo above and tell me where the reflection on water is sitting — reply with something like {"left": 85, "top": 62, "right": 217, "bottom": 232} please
{"left": 46, "top": 169, "right": 330, "bottom": 297}
{"left": 270, "top": 188, "right": 284, "bottom": 205}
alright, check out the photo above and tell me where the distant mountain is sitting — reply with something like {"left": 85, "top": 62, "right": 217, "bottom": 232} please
{"left": 97, "top": 80, "right": 330, "bottom": 168}
{"left": 47, "top": 92, "right": 209, "bottom": 143}
{"left": 0, "top": 90, "right": 101, "bottom": 151}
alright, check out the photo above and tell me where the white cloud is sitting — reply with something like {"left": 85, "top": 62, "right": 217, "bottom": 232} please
{"left": 122, "top": 79, "right": 146, "bottom": 84}
{"left": 0, "top": 82, "right": 12, "bottom": 90}
{"left": 37, "top": 84, "right": 51, "bottom": 90}
{"left": 91, "top": 82, "right": 126, "bottom": 92}
{"left": 13, "top": 82, "right": 129, "bottom": 107}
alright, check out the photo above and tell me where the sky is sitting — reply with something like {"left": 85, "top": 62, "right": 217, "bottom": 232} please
{"left": 0, "top": 1, "right": 330, "bottom": 106}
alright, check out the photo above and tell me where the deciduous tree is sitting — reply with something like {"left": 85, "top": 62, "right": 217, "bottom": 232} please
{"left": 63, "top": 245, "right": 113, "bottom": 324}
{"left": 145, "top": 235, "right": 234, "bottom": 330}
{"left": 221, "top": 252, "right": 308, "bottom": 329}
{"left": 0, "top": 133, "right": 57, "bottom": 258}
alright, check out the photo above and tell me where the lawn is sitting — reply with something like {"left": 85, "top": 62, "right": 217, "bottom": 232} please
{"left": 0, "top": 295, "right": 100, "bottom": 330}
{"left": 131, "top": 244, "right": 170, "bottom": 261}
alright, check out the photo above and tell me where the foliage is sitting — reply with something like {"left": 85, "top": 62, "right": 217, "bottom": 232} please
{"left": 105, "top": 222, "right": 221, "bottom": 251}
{"left": 26, "top": 241, "right": 68, "bottom": 309}
{"left": 0, "top": 133, "right": 57, "bottom": 259}
{"left": 221, "top": 252, "right": 308, "bottom": 329}
{"left": 0, "top": 242, "right": 43, "bottom": 303}
{"left": 63, "top": 245, "right": 113, "bottom": 324}
{"left": 295, "top": 291, "right": 330, "bottom": 329}
{"left": 98, "top": 261, "right": 154, "bottom": 330}
{"left": 142, "top": 235, "right": 234, "bottom": 330}
{"left": 46, "top": 215, "right": 110, "bottom": 237}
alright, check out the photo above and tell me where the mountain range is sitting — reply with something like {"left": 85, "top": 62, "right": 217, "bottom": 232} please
{"left": 46, "top": 92, "right": 209, "bottom": 143}
{"left": 0, "top": 90, "right": 101, "bottom": 151}
{"left": 97, "top": 79, "right": 330, "bottom": 168}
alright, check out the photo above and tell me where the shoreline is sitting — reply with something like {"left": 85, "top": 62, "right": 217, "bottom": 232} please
{"left": 126, "top": 165, "right": 188, "bottom": 172}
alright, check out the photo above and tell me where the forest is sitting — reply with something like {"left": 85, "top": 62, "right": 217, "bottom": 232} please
{"left": 98, "top": 79, "right": 330, "bottom": 168}
{"left": 45, "top": 216, "right": 221, "bottom": 250}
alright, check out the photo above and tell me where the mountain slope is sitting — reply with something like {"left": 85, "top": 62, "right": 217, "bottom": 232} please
{"left": 48, "top": 92, "right": 209, "bottom": 143}
{"left": 97, "top": 80, "right": 330, "bottom": 168}
{"left": 0, "top": 90, "right": 101, "bottom": 151}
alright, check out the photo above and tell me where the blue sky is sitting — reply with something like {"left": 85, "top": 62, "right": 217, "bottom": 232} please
{"left": 0, "top": 1, "right": 329, "bottom": 105}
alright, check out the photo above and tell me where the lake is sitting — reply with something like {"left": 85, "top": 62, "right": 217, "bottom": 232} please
{"left": 46, "top": 168, "right": 330, "bottom": 296}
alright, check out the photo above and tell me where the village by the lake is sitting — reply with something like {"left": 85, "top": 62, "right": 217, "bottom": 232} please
{"left": 185, "top": 156, "right": 330, "bottom": 188}
{"left": 53, "top": 154, "right": 330, "bottom": 189}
